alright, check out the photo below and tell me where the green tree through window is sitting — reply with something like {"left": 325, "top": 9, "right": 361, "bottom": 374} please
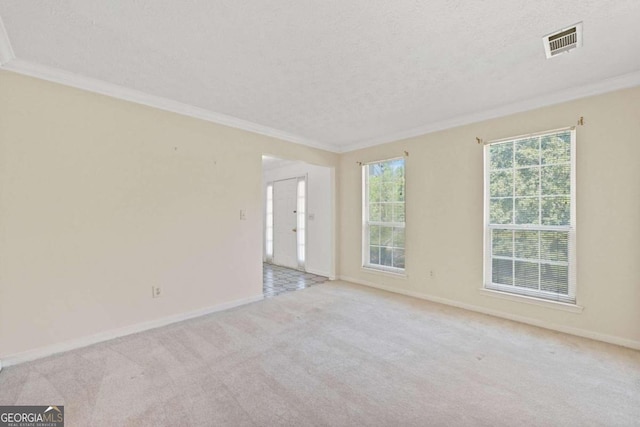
{"left": 364, "top": 158, "right": 405, "bottom": 271}
{"left": 486, "top": 130, "right": 575, "bottom": 303}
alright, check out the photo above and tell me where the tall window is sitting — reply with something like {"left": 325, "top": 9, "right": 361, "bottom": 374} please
{"left": 484, "top": 128, "right": 576, "bottom": 303}
{"left": 296, "top": 177, "right": 306, "bottom": 268}
{"left": 265, "top": 183, "right": 274, "bottom": 262}
{"left": 363, "top": 158, "right": 405, "bottom": 272}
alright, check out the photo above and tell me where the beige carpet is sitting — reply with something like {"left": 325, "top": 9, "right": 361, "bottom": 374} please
{"left": 1, "top": 281, "right": 639, "bottom": 426}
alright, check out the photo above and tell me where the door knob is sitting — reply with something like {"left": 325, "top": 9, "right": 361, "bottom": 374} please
{"left": 292, "top": 228, "right": 297, "bottom": 232}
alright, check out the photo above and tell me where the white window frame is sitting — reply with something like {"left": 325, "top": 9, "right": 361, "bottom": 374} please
{"left": 296, "top": 176, "right": 307, "bottom": 269}
{"left": 265, "top": 182, "right": 274, "bottom": 262}
{"left": 483, "top": 127, "right": 577, "bottom": 304}
{"left": 362, "top": 157, "right": 406, "bottom": 274}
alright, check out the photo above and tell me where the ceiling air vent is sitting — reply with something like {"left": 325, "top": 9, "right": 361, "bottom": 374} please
{"left": 543, "top": 22, "right": 583, "bottom": 58}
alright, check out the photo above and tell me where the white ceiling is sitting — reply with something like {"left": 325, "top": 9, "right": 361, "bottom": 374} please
{"left": 1, "top": 1, "right": 639, "bottom": 152}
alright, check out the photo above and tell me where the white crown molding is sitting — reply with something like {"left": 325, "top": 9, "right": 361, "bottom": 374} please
{"left": 1, "top": 293, "right": 264, "bottom": 367}
{"left": 0, "top": 14, "right": 15, "bottom": 65}
{"left": 1, "top": 58, "right": 340, "bottom": 153}
{"left": 1, "top": 31, "right": 638, "bottom": 155}
{"left": 339, "top": 70, "right": 640, "bottom": 153}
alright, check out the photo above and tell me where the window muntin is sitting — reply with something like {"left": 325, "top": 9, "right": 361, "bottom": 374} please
{"left": 485, "top": 129, "right": 576, "bottom": 303}
{"left": 363, "top": 158, "right": 405, "bottom": 272}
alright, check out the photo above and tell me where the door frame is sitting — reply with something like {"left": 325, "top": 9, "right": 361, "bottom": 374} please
{"left": 262, "top": 155, "right": 336, "bottom": 280}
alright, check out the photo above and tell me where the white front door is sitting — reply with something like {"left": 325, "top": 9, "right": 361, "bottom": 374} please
{"left": 273, "top": 178, "right": 299, "bottom": 269}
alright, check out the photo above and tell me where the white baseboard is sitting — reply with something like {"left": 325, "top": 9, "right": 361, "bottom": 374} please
{"left": 305, "top": 267, "right": 331, "bottom": 279}
{"left": 1, "top": 294, "right": 264, "bottom": 368}
{"left": 338, "top": 276, "right": 640, "bottom": 351}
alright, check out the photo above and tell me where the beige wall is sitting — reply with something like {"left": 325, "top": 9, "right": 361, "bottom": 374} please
{"left": 0, "top": 70, "right": 338, "bottom": 359}
{"left": 339, "top": 86, "right": 640, "bottom": 347}
{"left": 1, "top": 69, "right": 638, "bottom": 362}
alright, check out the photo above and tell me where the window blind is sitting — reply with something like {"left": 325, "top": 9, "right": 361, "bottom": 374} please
{"left": 484, "top": 129, "right": 576, "bottom": 303}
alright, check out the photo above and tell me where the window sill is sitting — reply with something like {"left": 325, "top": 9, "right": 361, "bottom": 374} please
{"left": 478, "top": 288, "right": 583, "bottom": 313}
{"left": 361, "top": 266, "right": 407, "bottom": 279}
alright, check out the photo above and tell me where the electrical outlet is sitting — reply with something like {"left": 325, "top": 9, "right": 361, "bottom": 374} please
{"left": 152, "top": 286, "right": 162, "bottom": 298}
{"left": 240, "top": 209, "right": 247, "bottom": 220}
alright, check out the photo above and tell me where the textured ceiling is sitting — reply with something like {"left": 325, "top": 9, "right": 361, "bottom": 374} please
{"left": 1, "top": 1, "right": 640, "bottom": 151}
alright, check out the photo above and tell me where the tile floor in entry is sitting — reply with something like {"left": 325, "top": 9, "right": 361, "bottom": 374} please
{"left": 263, "top": 263, "right": 328, "bottom": 298}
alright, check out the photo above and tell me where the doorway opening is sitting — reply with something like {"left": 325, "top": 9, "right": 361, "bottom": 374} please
{"left": 265, "top": 177, "right": 306, "bottom": 269}
{"left": 262, "top": 155, "right": 334, "bottom": 296}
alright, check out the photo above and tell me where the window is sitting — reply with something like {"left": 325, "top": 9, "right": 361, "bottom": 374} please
{"left": 265, "top": 183, "right": 273, "bottom": 262}
{"left": 484, "top": 128, "right": 576, "bottom": 303}
{"left": 363, "top": 158, "right": 405, "bottom": 272}
{"left": 296, "top": 177, "right": 306, "bottom": 268}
